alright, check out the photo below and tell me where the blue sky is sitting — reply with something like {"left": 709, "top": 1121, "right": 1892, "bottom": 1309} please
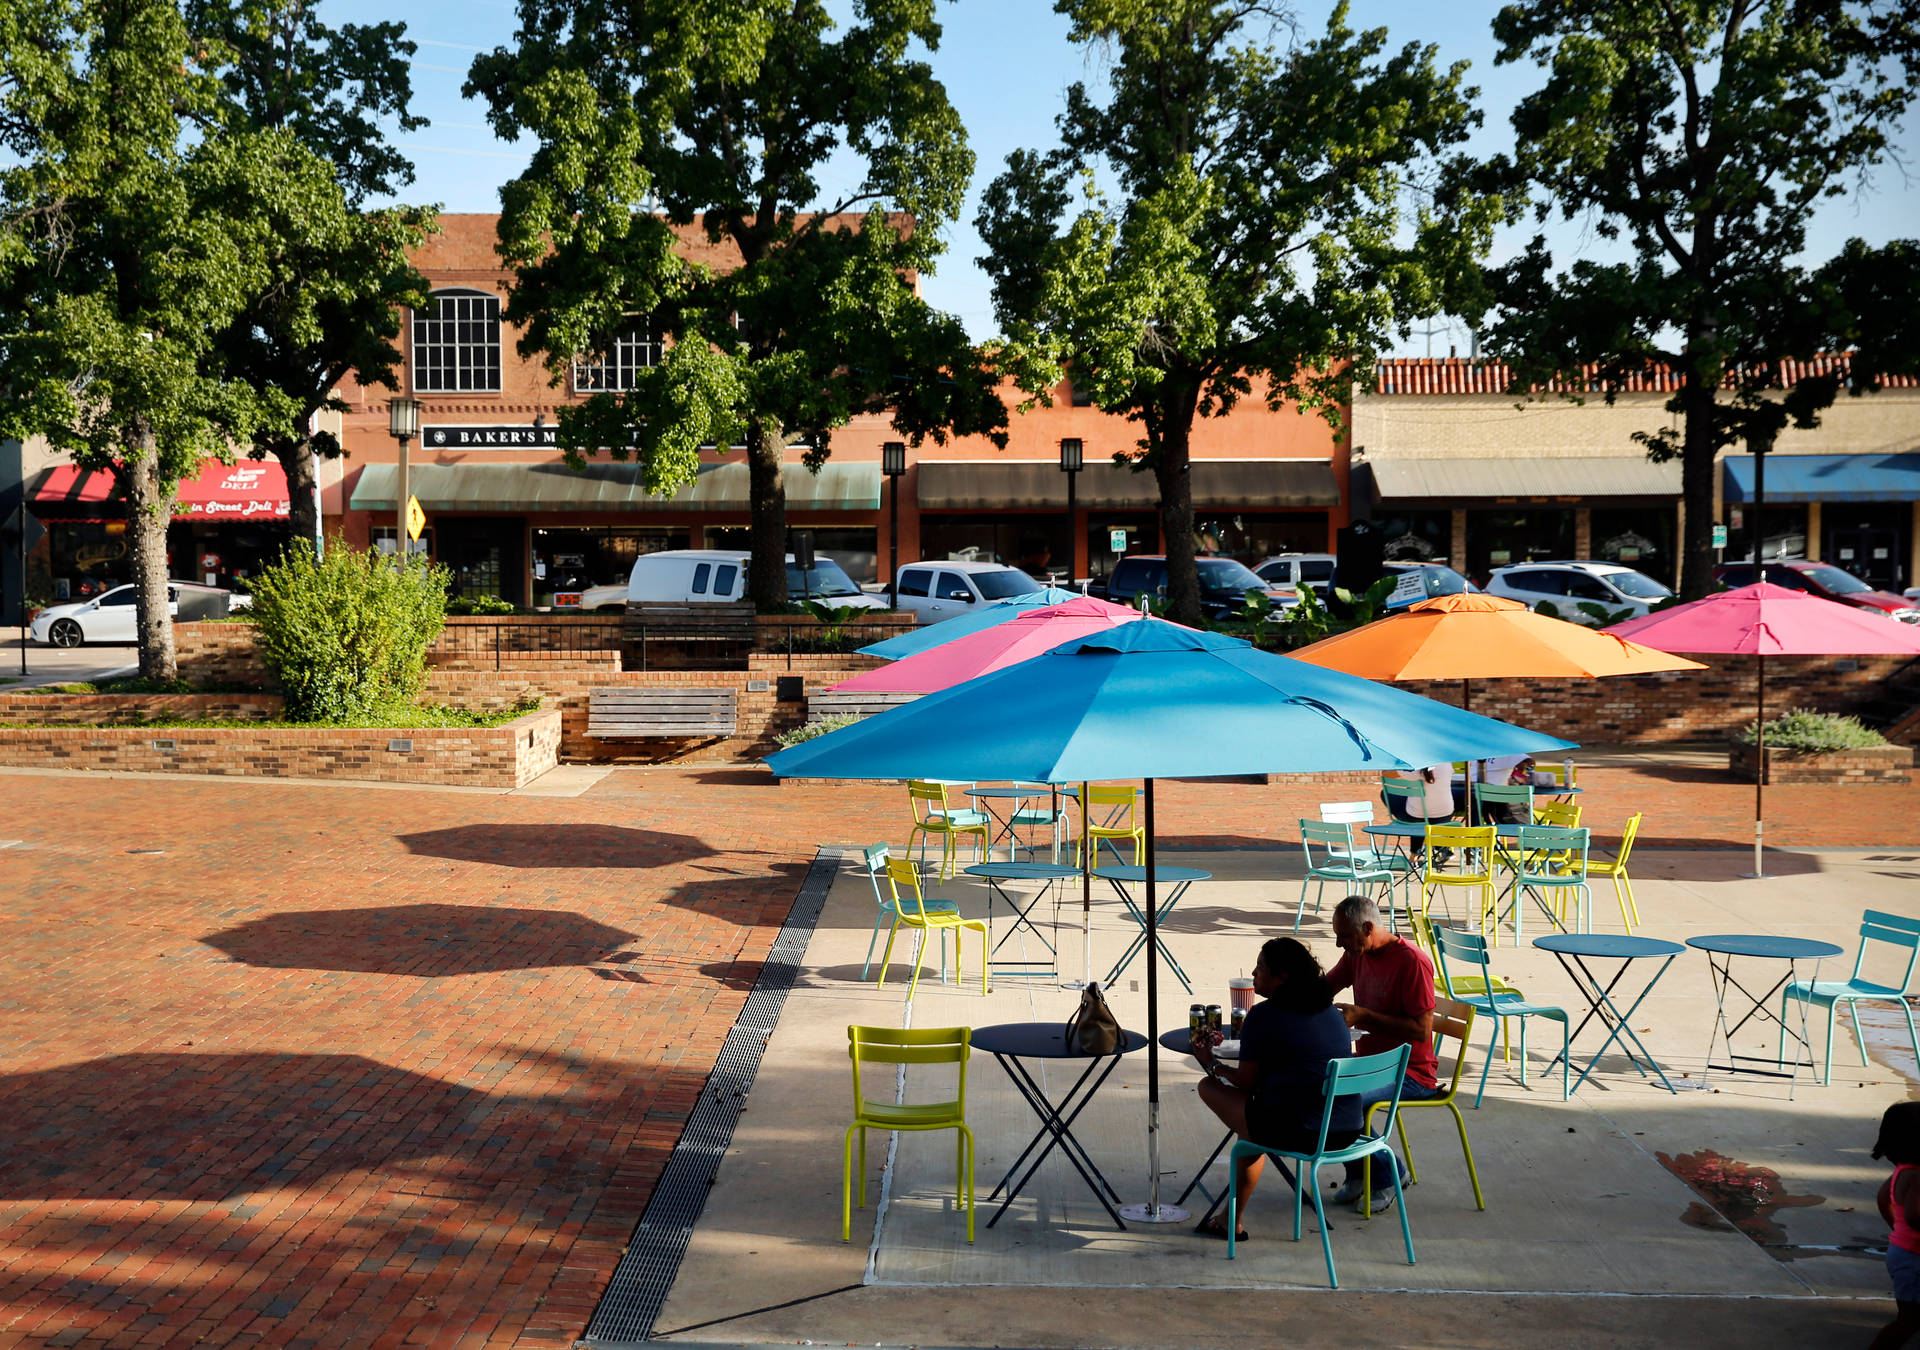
{"left": 345, "top": 0, "right": 1920, "bottom": 356}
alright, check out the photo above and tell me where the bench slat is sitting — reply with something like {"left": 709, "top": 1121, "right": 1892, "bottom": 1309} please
{"left": 587, "top": 686, "right": 738, "bottom": 739}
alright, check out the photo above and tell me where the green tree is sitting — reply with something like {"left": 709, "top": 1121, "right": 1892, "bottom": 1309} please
{"left": 977, "top": 1, "right": 1501, "bottom": 625}
{"left": 1481, "top": 0, "right": 1920, "bottom": 596}
{"left": 187, "top": 0, "right": 437, "bottom": 555}
{"left": 0, "top": 0, "right": 292, "bottom": 678}
{"left": 466, "top": 0, "right": 1007, "bottom": 610}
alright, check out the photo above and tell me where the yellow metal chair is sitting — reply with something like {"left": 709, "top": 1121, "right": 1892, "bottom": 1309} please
{"left": 1364, "top": 997, "right": 1486, "bottom": 1212}
{"left": 906, "top": 780, "right": 991, "bottom": 880}
{"left": 1419, "top": 824, "right": 1498, "bottom": 941}
{"left": 843, "top": 1025, "right": 976, "bottom": 1243}
{"left": 1583, "top": 813, "right": 1643, "bottom": 931}
{"left": 1073, "top": 785, "right": 1146, "bottom": 867}
{"left": 875, "top": 857, "right": 990, "bottom": 1001}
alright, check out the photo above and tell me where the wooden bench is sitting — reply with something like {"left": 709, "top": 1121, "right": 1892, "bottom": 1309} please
{"left": 622, "top": 602, "right": 757, "bottom": 671}
{"left": 587, "top": 688, "right": 738, "bottom": 739}
{"left": 805, "top": 690, "right": 921, "bottom": 722}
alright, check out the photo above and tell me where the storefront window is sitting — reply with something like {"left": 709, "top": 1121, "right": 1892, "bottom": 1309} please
{"left": 1589, "top": 507, "right": 1676, "bottom": 586}
{"left": 705, "top": 525, "right": 879, "bottom": 583}
{"left": 1192, "top": 513, "right": 1326, "bottom": 566}
{"left": 46, "top": 521, "right": 132, "bottom": 598}
{"left": 917, "top": 516, "right": 1071, "bottom": 582}
{"left": 1374, "top": 510, "right": 1452, "bottom": 565}
{"left": 1723, "top": 504, "right": 1807, "bottom": 565}
{"left": 1086, "top": 514, "right": 1157, "bottom": 579}
{"left": 1466, "top": 508, "right": 1575, "bottom": 584}
{"left": 531, "top": 526, "right": 688, "bottom": 598}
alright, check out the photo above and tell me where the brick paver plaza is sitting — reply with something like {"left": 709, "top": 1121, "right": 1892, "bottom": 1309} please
{"left": 2, "top": 757, "right": 1916, "bottom": 1347}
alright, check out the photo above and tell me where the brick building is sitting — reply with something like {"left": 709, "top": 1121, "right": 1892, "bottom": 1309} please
{"left": 321, "top": 214, "right": 1349, "bottom": 606}
{"left": 1353, "top": 356, "right": 1920, "bottom": 591}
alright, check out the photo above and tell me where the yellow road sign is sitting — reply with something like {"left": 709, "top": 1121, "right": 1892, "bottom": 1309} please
{"left": 406, "top": 495, "right": 426, "bottom": 541}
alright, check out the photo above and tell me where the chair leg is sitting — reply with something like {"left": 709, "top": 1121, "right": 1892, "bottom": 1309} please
{"left": 907, "top": 929, "right": 928, "bottom": 1002}
{"left": 1390, "top": 1157, "right": 1415, "bottom": 1267}
{"left": 1621, "top": 870, "right": 1641, "bottom": 928}
{"left": 963, "top": 1124, "right": 976, "bottom": 1243}
{"left": 973, "top": 923, "right": 990, "bottom": 996}
{"left": 876, "top": 919, "right": 903, "bottom": 987}
{"left": 1558, "top": 1021, "right": 1570, "bottom": 1100}
{"left": 1850, "top": 998, "right": 1872, "bottom": 1067}
{"left": 859, "top": 1125, "right": 868, "bottom": 1208}
{"left": 1397, "top": 1113, "right": 1416, "bottom": 1183}
{"left": 1312, "top": 1170, "right": 1338, "bottom": 1288}
{"left": 1474, "top": 1019, "right": 1498, "bottom": 1108}
{"left": 1449, "top": 1102, "right": 1486, "bottom": 1210}
{"left": 1294, "top": 876, "right": 1310, "bottom": 934}
{"left": 1824, "top": 1001, "right": 1838, "bottom": 1085}
{"left": 843, "top": 1123, "right": 858, "bottom": 1242}
{"left": 1228, "top": 1152, "right": 1240, "bottom": 1260}
{"left": 861, "top": 910, "right": 888, "bottom": 980}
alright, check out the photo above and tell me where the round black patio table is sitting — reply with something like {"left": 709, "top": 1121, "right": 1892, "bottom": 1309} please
{"left": 1533, "top": 933, "right": 1686, "bottom": 1095}
{"left": 963, "top": 861, "right": 1078, "bottom": 978}
{"left": 1094, "top": 864, "right": 1210, "bottom": 995}
{"left": 970, "top": 1021, "right": 1148, "bottom": 1230}
{"left": 1686, "top": 934, "right": 1843, "bottom": 1096}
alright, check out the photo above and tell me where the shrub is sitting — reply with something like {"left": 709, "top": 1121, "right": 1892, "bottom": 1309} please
{"left": 774, "top": 713, "right": 861, "bottom": 748}
{"left": 248, "top": 540, "right": 450, "bottom": 722}
{"left": 445, "top": 594, "right": 517, "bottom": 616}
{"left": 1737, "top": 707, "right": 1887, "bottom": 752}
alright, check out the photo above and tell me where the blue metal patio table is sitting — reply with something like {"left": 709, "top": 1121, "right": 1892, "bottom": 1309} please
{"left": 1686, "top": 934, "right": 1843, "bottom": 1098}
{"left": 971, "top": 1021, "right": 1149, "bottom": 1230}
{"left": 1534, "top": 933, "right": 1686, "bottom": 1095}
{"left": 966, "top": 785, "right": 1053, "bottom": 862}
{"left": 1095, "top": 864, "right": 1210, "bottom": 995}
{"left": 963, "top": 861, "right": 1077, "bottom": 978}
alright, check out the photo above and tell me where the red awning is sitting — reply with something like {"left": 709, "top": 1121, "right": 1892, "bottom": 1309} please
{"left": 32, "top": 461, "right": 291, "bottom": 521}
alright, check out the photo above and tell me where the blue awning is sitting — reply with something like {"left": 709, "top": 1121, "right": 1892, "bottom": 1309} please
{"left": 1723, "top": 453, "right": 1920, "bottom": 503}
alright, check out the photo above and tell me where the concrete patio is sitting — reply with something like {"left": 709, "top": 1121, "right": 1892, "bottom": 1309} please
{"left": 653, "top": 842, "right": 1917, "bottom": 1347}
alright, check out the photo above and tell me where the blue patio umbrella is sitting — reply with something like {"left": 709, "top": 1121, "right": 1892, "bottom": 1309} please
{"left": 858, "top": 586, "right": 1084, "bottom": 660}
{"left": 768, "top": 619, "right": 1574, "bottom": 1224}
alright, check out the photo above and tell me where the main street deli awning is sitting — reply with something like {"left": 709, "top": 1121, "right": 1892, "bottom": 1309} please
{"left": 1723, "top": 453, "right": 1920, "bottom": 503}
{"left": 1361, "top": 455, "right": 1681, "bottom": 501}
{"left": 348, "top": 460, "right": 881, "bottom": 513}
{"left": 31, "top": 461, "right": 292, "bottom": 520}
{"left": 915, "top": 459, "right": 1339, "bottom": 510}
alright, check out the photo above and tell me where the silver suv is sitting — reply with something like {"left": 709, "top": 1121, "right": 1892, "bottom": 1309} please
{"left": 1253, "top": 553, "right": 1338, "bottom": 596}
{"left": 1486, "top": 561, "right": 1672, "bottom": 625}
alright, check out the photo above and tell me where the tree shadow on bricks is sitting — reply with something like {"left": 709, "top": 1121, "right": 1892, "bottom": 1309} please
{"left": 200, "top": 903, "right": 637, "bottom": 975}
{"left": 397, "top": 823, "right": 716, "bottom": 869}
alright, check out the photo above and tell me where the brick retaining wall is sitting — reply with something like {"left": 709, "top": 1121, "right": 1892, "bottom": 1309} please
{"left": 1730, "top": 741, "right": 1914, "bottom": 785}
{"left": 0, "top": 709, "right": 559, "bottom": 787}
{"left": 0, "top": 693, "right": 285, "bottom": 724}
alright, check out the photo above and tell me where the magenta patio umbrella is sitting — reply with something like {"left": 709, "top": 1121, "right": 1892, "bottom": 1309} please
{"left": 829, "top": 595, "right": 1144, "bottom": 694}
{"left": 1606, "top": 583, "right": 1920, "bottom": 876}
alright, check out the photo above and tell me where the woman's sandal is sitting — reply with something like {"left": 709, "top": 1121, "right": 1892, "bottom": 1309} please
{"left": 1192, "top": 1214, "right": 1248, "bottom": 1242}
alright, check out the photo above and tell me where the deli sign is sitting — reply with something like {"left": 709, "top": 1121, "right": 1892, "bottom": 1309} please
{"left": 425, "top": 424, "right": 560, "bottom": 450}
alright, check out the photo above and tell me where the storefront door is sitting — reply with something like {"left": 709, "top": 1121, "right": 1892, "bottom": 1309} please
{"left": 1088, "top": 514, "right": 1158, "bottom": 580}
{"left": 1827, "top": 506, "right": 1907, "bottom": 590}
{"left": 436, "top": 517, "right": 527, "bottom": 607}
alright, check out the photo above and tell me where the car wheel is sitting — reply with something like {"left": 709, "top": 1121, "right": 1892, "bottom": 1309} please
{"left": 49, "top": 618, "right": 83, "bottom": 648}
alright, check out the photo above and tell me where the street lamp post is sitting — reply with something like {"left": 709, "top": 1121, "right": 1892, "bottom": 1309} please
{"left": 882, "top": 441, "right": 906, "bottom": 608}
{"left": 1059, "top": 437, "right": 1083, "bottom": 585}
{"left": 388, "top": 396, "right": 420, "bottom": 560}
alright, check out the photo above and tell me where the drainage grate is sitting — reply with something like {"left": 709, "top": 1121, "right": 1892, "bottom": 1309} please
{"left": 583, "top": 845, "right": 841, "bottom": 1346}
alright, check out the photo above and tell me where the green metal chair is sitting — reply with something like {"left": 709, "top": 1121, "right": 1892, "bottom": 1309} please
{"left": 1433, "top": 924, "right": 1570, "bottom": 1107}
{"left": 1320, "top": 800, "right": 1415, "bottom": 909}
{"left": 1472, "top": 781, "right": 1535, "bottom": 826}
{"left": 1782, "top": 909, "right": 1920, "bottom": 1084}
{"left": 1227, "top": 1044, "right": 1416, "bottom": 1288}
{"left": 1505, "top": 824, "right": 1591, "bottom": 941}
{"left": 859, "top": 844, "right": 952, "bottom": 981}
{"left": 1008, "top": 781, "right": 1066, "bottom": 862}
{"left": 1294, "top": 819, "right": 1397, "bottom": 933}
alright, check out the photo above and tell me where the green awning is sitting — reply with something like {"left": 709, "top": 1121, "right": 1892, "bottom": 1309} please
{"left": 348, "top": 459, "right": 881, "bottom": 513}
{"left": 915, "top": 459, "right": 1339, "bottom": 510}
{"left": 1363, "top": 455, "right": 1680, "bottom": 500}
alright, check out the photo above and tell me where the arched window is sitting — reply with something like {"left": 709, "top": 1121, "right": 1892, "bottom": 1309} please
{"left": 412, "top": 288, "right": 502, "bottom": 392}
{"left": 573, "top": 314, "right": 662, "bottom": 393}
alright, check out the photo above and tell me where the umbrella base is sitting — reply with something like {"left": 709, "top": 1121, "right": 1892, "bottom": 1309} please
{"left": 1119, "top": 1202, "right": 1190, "bottom": 1223}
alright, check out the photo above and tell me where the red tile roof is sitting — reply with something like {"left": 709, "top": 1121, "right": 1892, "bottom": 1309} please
{"left": 1372, "top": 353, "right": 1918, "bottom": 396}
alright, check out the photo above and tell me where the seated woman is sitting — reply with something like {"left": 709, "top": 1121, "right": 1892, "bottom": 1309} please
{"left": 1191, "top": 936, "right": 1359, "bottom": 1240}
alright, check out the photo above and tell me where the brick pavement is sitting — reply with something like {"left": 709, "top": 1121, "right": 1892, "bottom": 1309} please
{"left": 0, "top": 755, "right": 1914, "bottom": 1349}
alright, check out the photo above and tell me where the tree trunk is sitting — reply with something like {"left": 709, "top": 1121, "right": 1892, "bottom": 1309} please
{"left": 1156, "top": 394, "right": 1201, "bottom": 627}
{"left": 122, "top": 436, "right": 179, "bottom": 682}
{"left": 1676, "top": 378, "right": 1720, "bottom": 599}
{"left": 272, "top": 441, "right": 322, "bottom": 558}
{"left": 746, "top": 416, "right": 788, "bottom": 611}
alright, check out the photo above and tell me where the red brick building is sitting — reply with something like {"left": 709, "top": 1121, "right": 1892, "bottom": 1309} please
{"left": 322, "top": 214, "right": 1349, "bottom": 606}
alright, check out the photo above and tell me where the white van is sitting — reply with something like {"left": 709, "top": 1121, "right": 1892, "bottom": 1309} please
{"left": 625, "top": 549, "right": 888, "bottom": 610}
{"left": 892, "top": 561, "right": 1045, "bottom": 624}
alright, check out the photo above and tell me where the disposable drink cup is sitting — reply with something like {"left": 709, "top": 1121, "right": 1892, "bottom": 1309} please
{"left": 1227, "top": 977, "right": 1256, "bottom": 1013}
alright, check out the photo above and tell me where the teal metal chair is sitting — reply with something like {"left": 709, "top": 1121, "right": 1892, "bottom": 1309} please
{"left": 1294, "top": 819, "right": 1397, "bottom": 933}
{"left": 1008, "top": 782, "right": 1066, "bottom": 862}
{"left": 1505, "top": 824, "right": 1591, "bottom": 940}
{"left": 1782, "top": 909, "right": 1920, "bottom": 1084}
{"left": 1226, "top": 1044, "right": 1416, "bottom": 1288}
{"left": 1472, "top": 780, "right": 1535, "bottom": 826}
{"left": 1432, "top": 924, "right": 1571, "bottom": 1107}
{"left": 1321, "top": 800, "right": 1416, "bottom": 909}
{"left": 859, "top": 844, "right": 952, "bottom": 981}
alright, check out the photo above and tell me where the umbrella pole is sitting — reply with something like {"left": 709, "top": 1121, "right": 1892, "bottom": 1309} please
{"left": 1121, "top": 778, "right": 1185, "bottom": 1224}
{"left": 1748, "top": 653, "right": 1768, "bottom": 879}
{"left": 1079, "top": 782, "right": 1092, "bottom": 988}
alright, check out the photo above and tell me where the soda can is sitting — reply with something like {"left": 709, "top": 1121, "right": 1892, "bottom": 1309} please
{"left": 1230, "top": 1005, "right": 1246, "bottom": 1038}
{"left": 1189, "top": 1005, "right": 1206, "bottom": 1038}
{"left": 1206, "top": 1004, "right": 1223, "bottom": 1034}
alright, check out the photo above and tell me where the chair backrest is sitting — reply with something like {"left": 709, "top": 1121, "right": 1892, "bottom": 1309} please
{"left": 1535, "top": 800, "right": 1582, "bottom": 829}
{"left": 1612, "top": 812, "right": 1644, "bottom": 866}
{"left": 848, "top": 1024, "right": 970, "bottom": 1109}
{"left": 1314, "top": 1045, "right": 1412, "bottom": 1149}
{"left": 1379, "top": 777, "right": 1424, "bottom": 805}
{"left": 1406, "top": 908, "right": 1438, "bottom": 960}
{"left": 1086, "top": 784, "right": 1138, "bottom": 823}
{"left": 863, "top": 843, "right": 892, "bottom": 907}
{"left": 1432, "top": 996, "right": 1477, "bottom": 1094}
{"left": 883, "top": 854, "right": 931, "bottom": 920}
{"left": 1538, "top": 762, "right": 1578, "bottom": 788}
{"left": 1432, "top": 922, "right": 1494, "bottom": 993}
{"left": 1516, "top": 824, "right": 1589, "bottom": 878}
{"left": 1473, "top": 781, "right": 1535, "bottom": 809}
{"left": 1300, "top": 818, "right": 1372, "bottom": 870}
{"left": 907, "top": 779, "right": 951, "bottom": 823}
{"left": 1422, "top": 823, "right": 1494, "bottom": 881}
{"left": 1856, "top": 909, "right": 1920, "bottom": 992}
{"left": 1320, "top": 800, "right": 1375, "bottom": 825}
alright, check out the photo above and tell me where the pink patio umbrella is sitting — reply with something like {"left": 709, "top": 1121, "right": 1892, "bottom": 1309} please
{"left": 1606, "top": 583, "right": 1920, "bottom": 877}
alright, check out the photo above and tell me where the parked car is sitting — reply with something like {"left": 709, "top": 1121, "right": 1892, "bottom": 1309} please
{"left": 1252, "top": 552, "right": 1338, "bottom": 596}
{"left": 31, "top": 583, "right": 179, "bottom": 646}
{"left": 1486, "top": 561, "right": 1674, "bottom": 625}
{"left": 892, "top": 561, "right": 1046, "bottom": 625}
{"left": 1380, "top": 562, "right": 1479, "bottom": 610}
{"left": 624, "top": 549, "right": 889, "bottom": 610}
{"left": 1715, "top": 559, "right": 1920, "bottom": 623}
{"left": 1088, "top": 555, "right": 1297, "bottom": 620}
{"left": 552, "top": 582, "right": 628, "bottom": 612}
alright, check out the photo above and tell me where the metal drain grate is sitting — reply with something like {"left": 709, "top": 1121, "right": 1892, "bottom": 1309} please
{"left": 583, "top": 845, "right": 842, "bottom": 1346}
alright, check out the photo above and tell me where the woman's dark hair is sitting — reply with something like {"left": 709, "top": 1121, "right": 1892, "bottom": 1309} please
{"left": 1258, "top": 936, "right": 1333, "bottom": 1014}
{"left": 1874, "top": 1102, "right": 1920, "bottom": 1165}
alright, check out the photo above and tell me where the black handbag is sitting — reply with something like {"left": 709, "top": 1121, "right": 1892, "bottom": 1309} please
{"left": 1065, "top": 982, "right": 1122, "bottom": 1055}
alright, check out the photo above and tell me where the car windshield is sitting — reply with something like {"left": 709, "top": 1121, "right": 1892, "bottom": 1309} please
{"left": 1605, "top": 571, "right": 1672, "bottom": 600}
{"left": 1406, "top": 565, "right": 1474, "bottom": 597}
{"left": 974, "top": 568, "right": 1043, "bottom": 600}
{"left": 1803, "top": 564, "right": 1873, "bottom": 594}
{"left": 1196, "top": 558, "right": 1269, "bottom": 594}
{"left": 787, "top": 560, "right": 861, "bottom": 599}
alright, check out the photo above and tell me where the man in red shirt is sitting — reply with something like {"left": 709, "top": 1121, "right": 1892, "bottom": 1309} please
{"left": 1325, "top": 895, "right": 1440, "bottom": 1213}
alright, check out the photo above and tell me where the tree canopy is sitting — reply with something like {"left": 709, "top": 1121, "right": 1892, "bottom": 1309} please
{"left": 467, "top": 0, "right": 1006, "bottom": 609}
{"left": 977, "top": 0, "right": 1501, "bottom": 624}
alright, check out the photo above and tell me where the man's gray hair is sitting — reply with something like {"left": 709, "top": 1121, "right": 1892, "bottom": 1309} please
{"left": 1334, "top": 895, "right": 1383, "bottom": 928}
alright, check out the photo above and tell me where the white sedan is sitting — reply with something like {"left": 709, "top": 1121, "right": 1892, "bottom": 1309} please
{"left": 30, "top": 584, "right": 177, "bottom": 647}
